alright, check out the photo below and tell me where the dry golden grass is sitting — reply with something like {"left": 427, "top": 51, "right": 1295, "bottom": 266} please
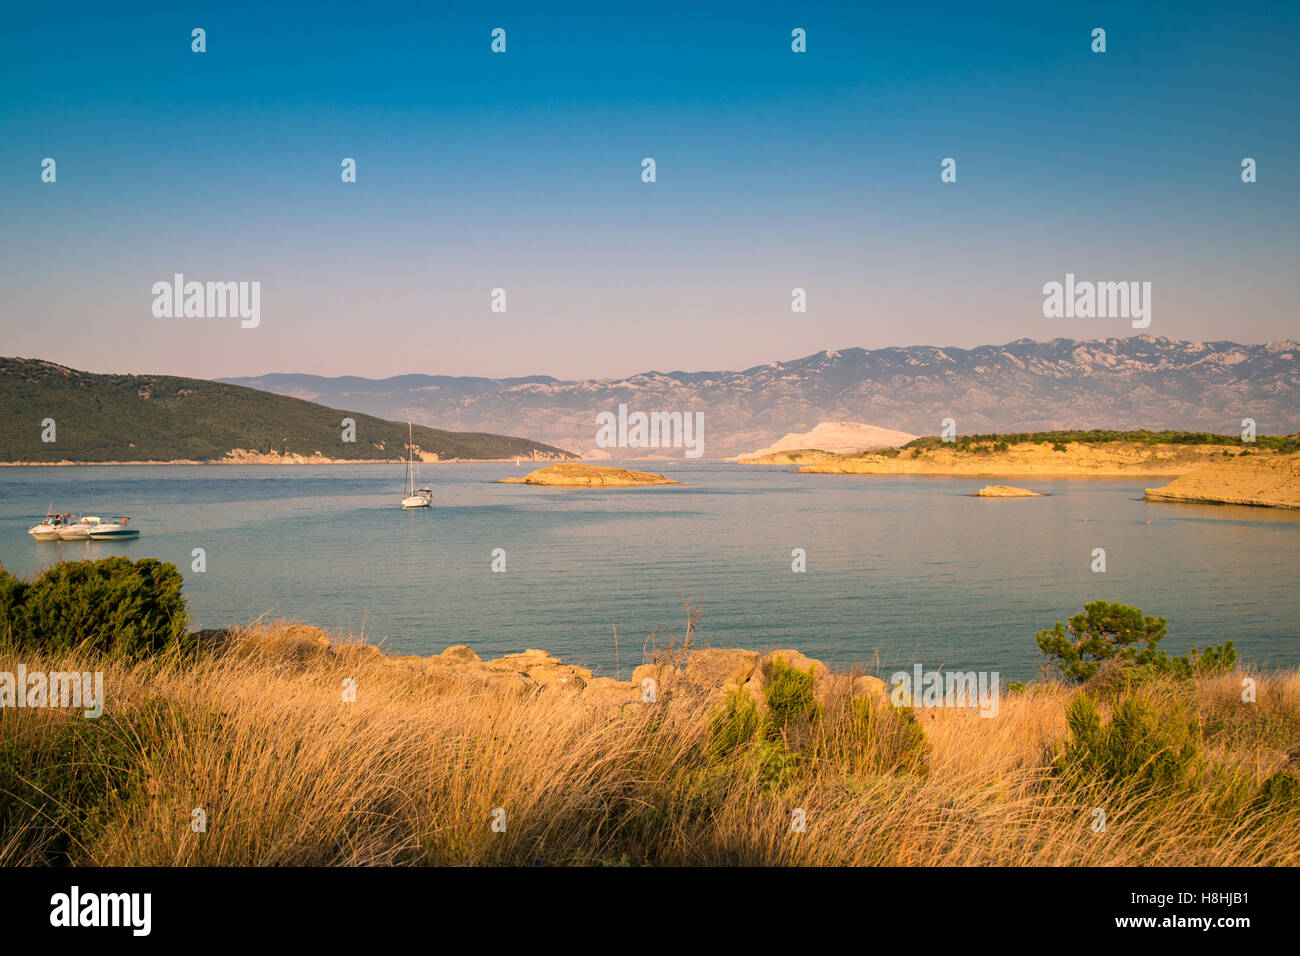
{"left": 2, "top": 622, "right": 1297, "bottom": 866}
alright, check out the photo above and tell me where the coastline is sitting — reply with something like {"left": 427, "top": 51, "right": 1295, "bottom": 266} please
{"left": 0, "top": 456, "right": 583, "bottom": 467}
{"left": 758, "top": 442, "right": 1290, "bottom": 479}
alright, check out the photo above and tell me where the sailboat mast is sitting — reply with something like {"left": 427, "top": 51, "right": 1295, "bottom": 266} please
{"left": 407, "top": 422, "right": 414, "bottom": 495}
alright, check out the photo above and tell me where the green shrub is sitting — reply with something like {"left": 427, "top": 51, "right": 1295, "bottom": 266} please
{"left": 0, "top": 708, "right": 149, "bottom": 863}
{"left": 762, "top": 657, "right": 821, "bottom": 731}
{"left": 842, "top": 696, "right": 928, "bottom": 775}
{"left": 1036, "top": 601, "right": 1168, "bottom": 683}
{"left": 710, "top": 687, "right": 764, "bottom": 754}
{"left": 1058, "top": 693, "right": 1201, "bottom": 793}
{"left": 1251, "top": 770, "right": 1300, "bottom": 813}
{"left": 0, "top": 557, "right": 191, "bottom": 656}
{"left": 1150, "top": 641, "right": 1237, "bottom": 680}
{"left": 706, "top": 689, "right": 802, "bottom": 788}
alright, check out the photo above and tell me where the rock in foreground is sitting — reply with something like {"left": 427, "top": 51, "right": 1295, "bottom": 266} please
{"left": 499, "top": 463, "right": 683, "bottom": 486}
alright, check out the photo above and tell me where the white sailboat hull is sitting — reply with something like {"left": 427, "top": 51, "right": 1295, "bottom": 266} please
{"left": 402, "top": 497, "right": 431, "bottom": 509}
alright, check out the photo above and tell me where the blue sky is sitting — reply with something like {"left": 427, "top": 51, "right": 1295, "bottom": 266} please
{"left": 1, "top": 1, "right": 1296, "bottom": 379}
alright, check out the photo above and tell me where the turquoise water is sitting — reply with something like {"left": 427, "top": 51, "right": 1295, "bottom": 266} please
{"left": 1, "top": 463, "right": 1297, "bottom": 681}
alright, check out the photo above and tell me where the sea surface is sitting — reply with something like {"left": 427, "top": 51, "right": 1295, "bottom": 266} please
{"left": 1, "top": 462, "right": 1297, "bottom": 681}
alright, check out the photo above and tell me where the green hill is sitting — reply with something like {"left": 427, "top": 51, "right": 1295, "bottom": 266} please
{"left": 0, "top": 358, "right": 575, "bottom": 463}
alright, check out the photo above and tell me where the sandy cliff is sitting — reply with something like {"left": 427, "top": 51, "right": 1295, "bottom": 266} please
{"left": 1144, "top": 456, "right": 1300, "bottom": 509}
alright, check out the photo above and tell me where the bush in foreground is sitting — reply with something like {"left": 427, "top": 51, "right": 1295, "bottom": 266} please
{"left": 0, "top": 557, "right": 191, "bottom": 656}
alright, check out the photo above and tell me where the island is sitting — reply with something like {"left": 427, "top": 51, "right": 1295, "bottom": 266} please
{"left": 498, "top": 463, "right": 684, "bottom": 486}
{"left": 770, "top": 431, "right": 1300, "bottom": 479}
{"left": 973, "top": 485, "right": 1043, "bottom": 497}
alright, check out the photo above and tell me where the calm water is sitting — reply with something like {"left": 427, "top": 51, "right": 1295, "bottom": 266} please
{"left": 1, "top": 463, "right": 1297, "bottom": 681}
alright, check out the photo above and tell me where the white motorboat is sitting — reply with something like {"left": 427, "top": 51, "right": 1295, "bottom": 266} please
{"left": 28, "top": 510, "right": 77, "bottom": 541}
{"left": 401, "top": 422, "right": 432, "bottom": 509}
{"left": 57, "top": 516, "right": 106, "bottom": 540}
{"left": 88, "top": 516, "right": 140, "bottom": 539}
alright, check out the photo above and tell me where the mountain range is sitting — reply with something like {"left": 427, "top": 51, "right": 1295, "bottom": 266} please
{"left": 222, "top": 337, "right": 1300, "bottom": 459}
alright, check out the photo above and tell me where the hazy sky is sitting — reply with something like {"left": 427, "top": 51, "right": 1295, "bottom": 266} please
{"left": 2, "top": 1, "right": 1296, "bottom": 380}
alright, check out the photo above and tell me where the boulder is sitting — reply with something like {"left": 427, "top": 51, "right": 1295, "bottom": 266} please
{"left": 453, "top": 665, "right": 538, "bottom": 696}
{"left": 683, "top": 648, "right": 759, "bottom": 691}
{"left": 853, "top": 674, "right": 889, "bottom": 699}
{"left": 332, "top": 641, "right": 384, "bottom": 665}
{"left": 437, "top": 645, "right": 481, "bottom": 664}
{"left": 583, "top": 677, "right": 643, "bottom": 716}
{"left": 282, "top": 624, "right": 331, "bottom": 646}
{"left": 632, "top": 661, "right": 680, "bottom": 694}
{"left": 525, "top": 664, "right": 591, "bottom": 691}
{"left": 486, "top": 649, "right": 592, "bottom": 691}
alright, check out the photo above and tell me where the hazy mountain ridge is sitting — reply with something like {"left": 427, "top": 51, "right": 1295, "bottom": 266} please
{"left": 223, "top": 336, "right": 1300, "bottom": 458}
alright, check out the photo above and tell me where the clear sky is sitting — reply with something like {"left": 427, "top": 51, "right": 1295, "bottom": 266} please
{"left": 1, "top": 1, "right": 1296, "bottom": 380}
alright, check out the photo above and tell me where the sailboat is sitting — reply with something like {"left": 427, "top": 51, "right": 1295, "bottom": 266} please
{"left": 401, "top": 422, "right": 433, "bottom": 509}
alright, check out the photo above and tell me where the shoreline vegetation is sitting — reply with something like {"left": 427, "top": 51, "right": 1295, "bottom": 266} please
{"left": 1, "top": 453, "right": 583, "bottom": 467}
{"left": 0, "top": 357, "right": 575, "bottom": 463}
{"left": 1, "top": 558, "right": 1297, "bottom": 866}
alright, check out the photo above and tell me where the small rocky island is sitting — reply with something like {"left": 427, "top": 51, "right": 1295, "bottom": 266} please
{"left": 499, "top": 463, "right": 684, "bottom": 486}
{"left": 972, "top": 485, "right": 1043, "bottom": 497}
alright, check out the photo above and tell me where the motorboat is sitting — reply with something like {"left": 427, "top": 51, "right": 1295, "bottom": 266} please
{"left": 88, "top": 516, "right": 140, "bottom": 539}
{"left": 28, "top": 510, "right": 77, "bottom": 541}
{"left": 57, "top": 516, "right": 106, "bottom": 540}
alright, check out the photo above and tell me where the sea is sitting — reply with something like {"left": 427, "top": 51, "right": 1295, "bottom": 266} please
{"left": 1, "top": 462, "right": 1296, "bottom": 682}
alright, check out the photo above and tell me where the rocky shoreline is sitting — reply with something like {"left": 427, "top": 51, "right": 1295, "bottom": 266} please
{"left": 198, "top": 624, "right": 884, "bottom": 717}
